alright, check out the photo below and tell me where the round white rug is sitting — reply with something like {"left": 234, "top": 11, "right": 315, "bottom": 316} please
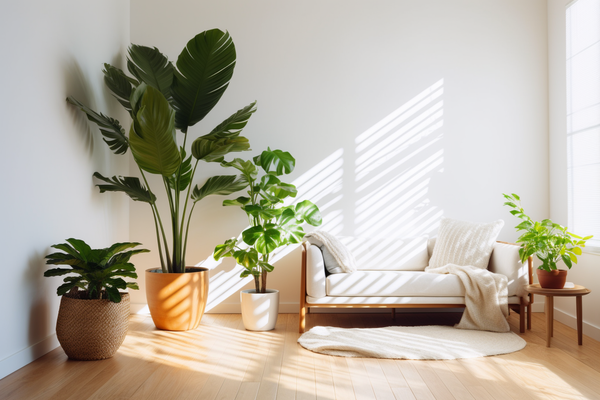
{"left": 297, "top": 325, "right": 526, "bottom": 360}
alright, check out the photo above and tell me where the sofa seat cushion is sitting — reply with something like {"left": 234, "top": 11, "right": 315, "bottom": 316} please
{"left": 326, "top": 271, "right": 466, "bottom": 297}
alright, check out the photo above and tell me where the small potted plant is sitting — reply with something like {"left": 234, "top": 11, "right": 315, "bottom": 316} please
{"left": 44, "top": 238, "right": 148, "bottom": 360}
{"left": 503, "top": 193, "right": 592, "bottom": 288}
{"left": 214, "top": 149, "right": 322, "bottom": 330}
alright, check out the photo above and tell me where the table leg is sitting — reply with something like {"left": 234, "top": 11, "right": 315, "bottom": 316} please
{"left": 545, "top": 296, "right": 554, "bottom": 347}
{"left": 577, "top": 295, "right": 583, "bottom": 345}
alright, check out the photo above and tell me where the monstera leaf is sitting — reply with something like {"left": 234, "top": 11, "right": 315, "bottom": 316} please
{"left": 254, "top": 148, "right": 295, "bottom": 175}
{"left": 171, "top": 29, "right": 237, "bottom": 132}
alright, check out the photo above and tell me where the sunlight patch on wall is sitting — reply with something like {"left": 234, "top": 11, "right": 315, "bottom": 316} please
{"left": 354, "top": 79, "right": 445, "bottom": 240}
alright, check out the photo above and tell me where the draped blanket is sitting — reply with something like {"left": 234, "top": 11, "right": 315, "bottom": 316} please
{"left": 426, "top": 264, "right": 510, "bottom": 332}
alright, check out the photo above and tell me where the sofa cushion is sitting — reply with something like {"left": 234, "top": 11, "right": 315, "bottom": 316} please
{"left": 326, "top": 271, "right": 466, "bottom": 297}
{"left": 335, "top": 236, "right": 429, "bottom": 271}
{"left": 428, "top": 218, "right": 504, "bottom": 269}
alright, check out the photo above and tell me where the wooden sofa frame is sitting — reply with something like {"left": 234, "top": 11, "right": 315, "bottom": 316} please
{"left": 299, "top": 241, "right": 533, "bottom": 333}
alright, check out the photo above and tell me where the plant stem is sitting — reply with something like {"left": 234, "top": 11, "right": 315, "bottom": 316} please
{"left": 182, "top": 202, "right": 197, "bottom": 267}
{"left": 180, "top": 160, "right": 200, "bottom": 267}
{"left": 254, "top": 274, "right": 260, "bottom": 292}
{"left": 162, "top": 178, "right": 180, "bottom": 272}
{"left": 140, "top": 168, "right": 171, "bottom": 272}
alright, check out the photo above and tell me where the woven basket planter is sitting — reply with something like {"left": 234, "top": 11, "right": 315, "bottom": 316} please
{"left": 56, "top": 292, "right": 130, "bottom": 360}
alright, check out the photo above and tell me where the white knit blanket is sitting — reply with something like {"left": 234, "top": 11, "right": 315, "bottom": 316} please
{"left": 426, "top": 264, "right": 510, "bottom": 332}
{"left": 304, "top": 231, "right": 357, "bottom": 273}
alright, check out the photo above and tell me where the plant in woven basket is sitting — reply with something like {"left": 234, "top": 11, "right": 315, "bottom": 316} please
{"left": 44, "top": 238, "right": 149, "bottom": 303}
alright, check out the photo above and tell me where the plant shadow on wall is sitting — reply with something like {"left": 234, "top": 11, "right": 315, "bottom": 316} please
{"left": 205, "top": 80, "right": 445, "bottom": 310}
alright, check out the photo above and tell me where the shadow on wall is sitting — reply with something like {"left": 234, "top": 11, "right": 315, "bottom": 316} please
{"left": 202, "top": 80, "right": 445, "bottom": 311}
{"left": 26, "top": 250, "right": 55, "bottom": 359}
{"left": 62, "top": 58, "right": 95, "bottom": 157}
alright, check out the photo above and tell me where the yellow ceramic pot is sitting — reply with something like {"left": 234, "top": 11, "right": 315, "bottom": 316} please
{"left": 145, "top": 267, "right": 209, "bottom": 331}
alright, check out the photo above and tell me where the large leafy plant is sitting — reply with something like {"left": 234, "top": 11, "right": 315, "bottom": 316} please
{"left": 503, "top": 193, "right": 592, "bottom": 271}
{"left": 214, "top": 149, "right": 322, "bottom": 292}
{"left": 44, "top": 239, "right": 149, "bottom": 303}
{"left": 67, "top": 30, "right": 256, "bottom": 273}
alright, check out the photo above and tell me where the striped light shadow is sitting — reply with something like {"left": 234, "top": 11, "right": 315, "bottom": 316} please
{"left": 354, "top": 80, "right": 445, "bottom": 239}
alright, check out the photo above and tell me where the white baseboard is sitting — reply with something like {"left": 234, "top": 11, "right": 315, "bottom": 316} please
{"left": 531, "top": 301, "right": 600, "bottom": 341}
{"left": 0, "top": 334, "right": 59, "bottom": 380}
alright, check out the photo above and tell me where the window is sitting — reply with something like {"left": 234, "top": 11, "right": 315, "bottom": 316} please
{"left": 566, "top": 0, "right": 600, "bottom": 249}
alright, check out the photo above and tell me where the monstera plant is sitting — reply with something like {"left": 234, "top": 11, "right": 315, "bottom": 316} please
{"left": 213, "top": 149, "right": 322, "bottom": 330}
{"left": 67, "top": 29, "right": 255, "bottom": 274}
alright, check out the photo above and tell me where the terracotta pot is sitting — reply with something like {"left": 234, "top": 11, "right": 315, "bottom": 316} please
{"left": 240, "top": 289, "right": 279, "bottom": 331}
{"left": 145, "top": 267, "right": 209, "bottom": 331}
{"left": 56, "top": 292, "right": 130, "bottom": 360}
{"left": 536, "top": 268, "right": 568, "bottom": 289}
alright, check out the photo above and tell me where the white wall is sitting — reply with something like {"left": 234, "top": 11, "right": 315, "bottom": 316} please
{"left": 130, "top": 0, "right": 549, "bottom": 313}
{"left": 548, "top": 0, "right": 600, "bottom": 341}
{"left": 0, "top": 0, "right": 130, "bottom": 379}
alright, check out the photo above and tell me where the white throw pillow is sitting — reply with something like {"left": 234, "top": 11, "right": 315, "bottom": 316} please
{"left": 305, "top": 236, "right": 344, "bottom": 274}
{"left": 428, "top": 218, "right": 504, "bottom": 269}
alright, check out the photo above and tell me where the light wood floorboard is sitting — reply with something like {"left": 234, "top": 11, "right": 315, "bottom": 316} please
{"left": 0, "top": 311, "right": 599, "bottom": 400}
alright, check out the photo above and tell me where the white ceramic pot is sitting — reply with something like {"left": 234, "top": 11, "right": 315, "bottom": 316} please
{"left": 240, "top": 289, "right": 280, "bottom": 331}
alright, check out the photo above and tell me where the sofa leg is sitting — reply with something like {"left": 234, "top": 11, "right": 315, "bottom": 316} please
{"left": 519, "top": 300, "right": 525, "bottom": 333}
{"left": 391, "top": 308, "right": 396, "bottom": 319}
{"left": 299, "top": 305, "right": 307, "bottom": 333}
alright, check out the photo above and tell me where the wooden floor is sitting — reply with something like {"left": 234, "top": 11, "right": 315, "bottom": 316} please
{"left": 1, "top": 311, "right": 599, "bottom": 400}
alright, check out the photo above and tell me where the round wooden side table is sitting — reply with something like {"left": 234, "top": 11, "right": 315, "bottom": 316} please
{"left": 525, "top": 283, "right": 591, "bottom": 347}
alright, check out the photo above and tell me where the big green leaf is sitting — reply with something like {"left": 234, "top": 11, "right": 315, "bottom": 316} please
{"left": 214, "top": 238, "right": 237, "bottom": 260}
{"left": 279, "top": 223, "right": 305, "bottom": 244}
{"left": 295, "top": 200, "right": 322, "bottom": 226}
{"left": 191, "top": 175, "right": 248, "bottom": 203}
{"left": 203, "top": 101, "right": 257, "bottom": 139}
{"left": 66, "top": 97, "right": 129, "bottom": 155}
{"left": 191, "top": 136, "right": 250, "bottom": 162}
{"left": 127, "top": 45, "right": 173, "bottom": 99}
{"left": 93, "top": 172, "right": 156, "bottom": 203}
{"left": 254, "top": 148, "right": 295, "bottom": 175}
{"left": 102, "top": 63, "right": 137, "bottom": 114}
{"left": 171, "top": 29, "right": 236, "bottom": 131}
{"left": 129, "top": 86, "right": 181, "bottom": 176}
{"left": 255, "top": 227, "right": 281, "bottom": 254}
{"left": 233, "top": 248, "right": 258, "bottom": 270}
{"left": 242, "top": 226, "right": 264, "bottom": 246}
{"left": 268, "top": 182, "right": 298, "bottom": 199}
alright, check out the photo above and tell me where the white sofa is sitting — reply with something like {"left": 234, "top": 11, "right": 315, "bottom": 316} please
{"left": 299, "top": 238, "right": 533, "bottom": 333}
